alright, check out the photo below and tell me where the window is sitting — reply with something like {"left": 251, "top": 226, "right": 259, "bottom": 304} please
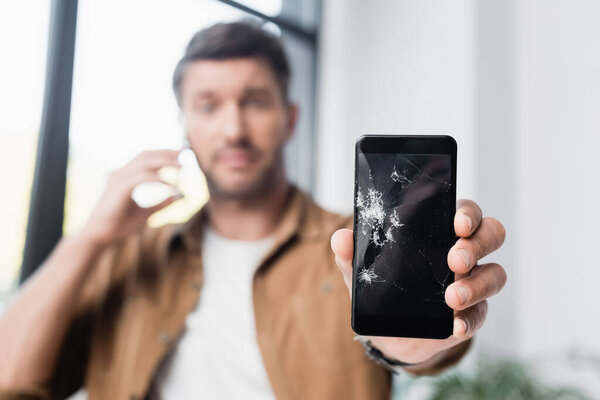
{"left": 0, "top": 1, "right": 50, "bottom": 302}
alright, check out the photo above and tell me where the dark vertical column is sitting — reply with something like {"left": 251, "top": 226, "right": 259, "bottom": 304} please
{"left": 20, "top": 0, "right": 78, "bottom": 283}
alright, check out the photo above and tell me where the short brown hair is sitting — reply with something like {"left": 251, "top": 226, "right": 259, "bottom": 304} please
{"left": 172, "top": 20, "right": 291, "bottom": 107}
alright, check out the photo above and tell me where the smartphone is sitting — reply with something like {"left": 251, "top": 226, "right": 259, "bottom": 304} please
{"left": 351, "top": 134, "right": 457, "bottom": 339}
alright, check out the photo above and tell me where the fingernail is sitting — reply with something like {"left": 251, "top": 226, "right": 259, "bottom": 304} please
{"left": 457, "top": 248, "right": 471, "bottom": 269}
{"left": 464, "top": 213, "right": 473, "bottom": 232}
{"left": 334, "top": 255, "right": 343, "bottom": 268}
{"left": 455, "top": 286, "right": 469, "bottom": 305}
{"left": 330, "top": 233, "right": 337, "bottom": 251}
{"left": 455, "top": 318, "right": 468, "bottom": 336}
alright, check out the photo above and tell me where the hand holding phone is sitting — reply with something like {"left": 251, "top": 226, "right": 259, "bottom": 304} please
{"left": 331, "top": 134, "right": 507, "bottom": 366}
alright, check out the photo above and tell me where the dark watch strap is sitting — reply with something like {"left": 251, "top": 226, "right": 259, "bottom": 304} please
{"left": 354, "top": 335, "right": 417, "bottom": 374}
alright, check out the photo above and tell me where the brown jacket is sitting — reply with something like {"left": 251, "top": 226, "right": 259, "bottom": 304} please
{"left": 2, "top": 186, "right": 468, "bottom": 399}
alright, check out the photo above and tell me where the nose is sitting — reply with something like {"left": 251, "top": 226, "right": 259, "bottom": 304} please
{"left": 221, "top": 101, "right": 246, "bottom": 142}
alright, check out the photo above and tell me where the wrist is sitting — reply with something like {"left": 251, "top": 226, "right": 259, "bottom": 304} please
{"left": 75, "top": 226, "right": 113, "bottom": 252}
{"left": 78, "top": 220, "right": 119, "bottom": 249}
{"left": 403, "top": 338, "right": 473, "bottom": 376}
{"left": 354, "top": 336, "right": 418, "bottom": 374}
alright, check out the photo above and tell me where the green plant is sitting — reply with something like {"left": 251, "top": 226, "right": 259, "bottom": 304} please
{"left": 427, "top": 357, "right": 589, "bottom": 400}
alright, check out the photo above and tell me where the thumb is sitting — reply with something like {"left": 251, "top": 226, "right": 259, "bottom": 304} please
{"left": 331, "top": 228, "right": 354, "bottom": 296}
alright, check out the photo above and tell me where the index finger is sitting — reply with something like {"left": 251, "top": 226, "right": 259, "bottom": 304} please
{"left": 455, "top": 199, "right": 483, "bottom": 237}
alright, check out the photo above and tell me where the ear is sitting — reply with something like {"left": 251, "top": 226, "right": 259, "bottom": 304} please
{"left": 285, "top": 103, "right": 299, "bottom": 142}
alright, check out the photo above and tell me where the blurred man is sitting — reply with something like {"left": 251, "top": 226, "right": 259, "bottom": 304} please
{"left": 0, "top": 22, "right": 506, "bottom": 399}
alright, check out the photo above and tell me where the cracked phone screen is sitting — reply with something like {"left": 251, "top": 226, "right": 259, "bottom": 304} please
{"left": 354, "top": 152, "right": 454, "bottom": 318}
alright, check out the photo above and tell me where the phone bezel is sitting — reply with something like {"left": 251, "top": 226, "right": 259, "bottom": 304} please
{"left": 351, "top": 134, "right": 457, "bottom": 339}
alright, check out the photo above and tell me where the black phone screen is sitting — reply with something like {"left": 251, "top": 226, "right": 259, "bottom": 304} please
{"left": 352, "top": 135, "right": 456, "bottom": 339}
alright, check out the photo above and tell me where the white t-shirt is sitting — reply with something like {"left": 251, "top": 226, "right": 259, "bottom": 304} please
{"left": 153, "top": 225, "right": 276, "bottom": 400}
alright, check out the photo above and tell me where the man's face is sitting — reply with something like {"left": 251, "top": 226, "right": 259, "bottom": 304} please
{"left": 179, "top": 58, "right": 297, "bottom": 199}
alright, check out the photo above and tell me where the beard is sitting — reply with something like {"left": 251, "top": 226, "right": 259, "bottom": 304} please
{"left": 202, "top": 144, "right": 286, "bottom": 201}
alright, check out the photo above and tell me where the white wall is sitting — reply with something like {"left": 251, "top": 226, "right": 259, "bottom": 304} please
{"left": 515, "top": 0, "right": 600, "bottom": 356}
{"left": 316, "top": 0, "right": 600, "bottom": 393}
{"left": 316, "top": 0, "right": 477, "bottom": 212}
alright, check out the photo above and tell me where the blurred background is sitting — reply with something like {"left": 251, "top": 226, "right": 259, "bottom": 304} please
{"left": 1, "top": 0, "right": 599, "bottom": 398}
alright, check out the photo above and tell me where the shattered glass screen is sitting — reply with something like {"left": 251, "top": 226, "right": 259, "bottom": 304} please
{"left": 354, "top": 152, "right": 454, "bottom": 318}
